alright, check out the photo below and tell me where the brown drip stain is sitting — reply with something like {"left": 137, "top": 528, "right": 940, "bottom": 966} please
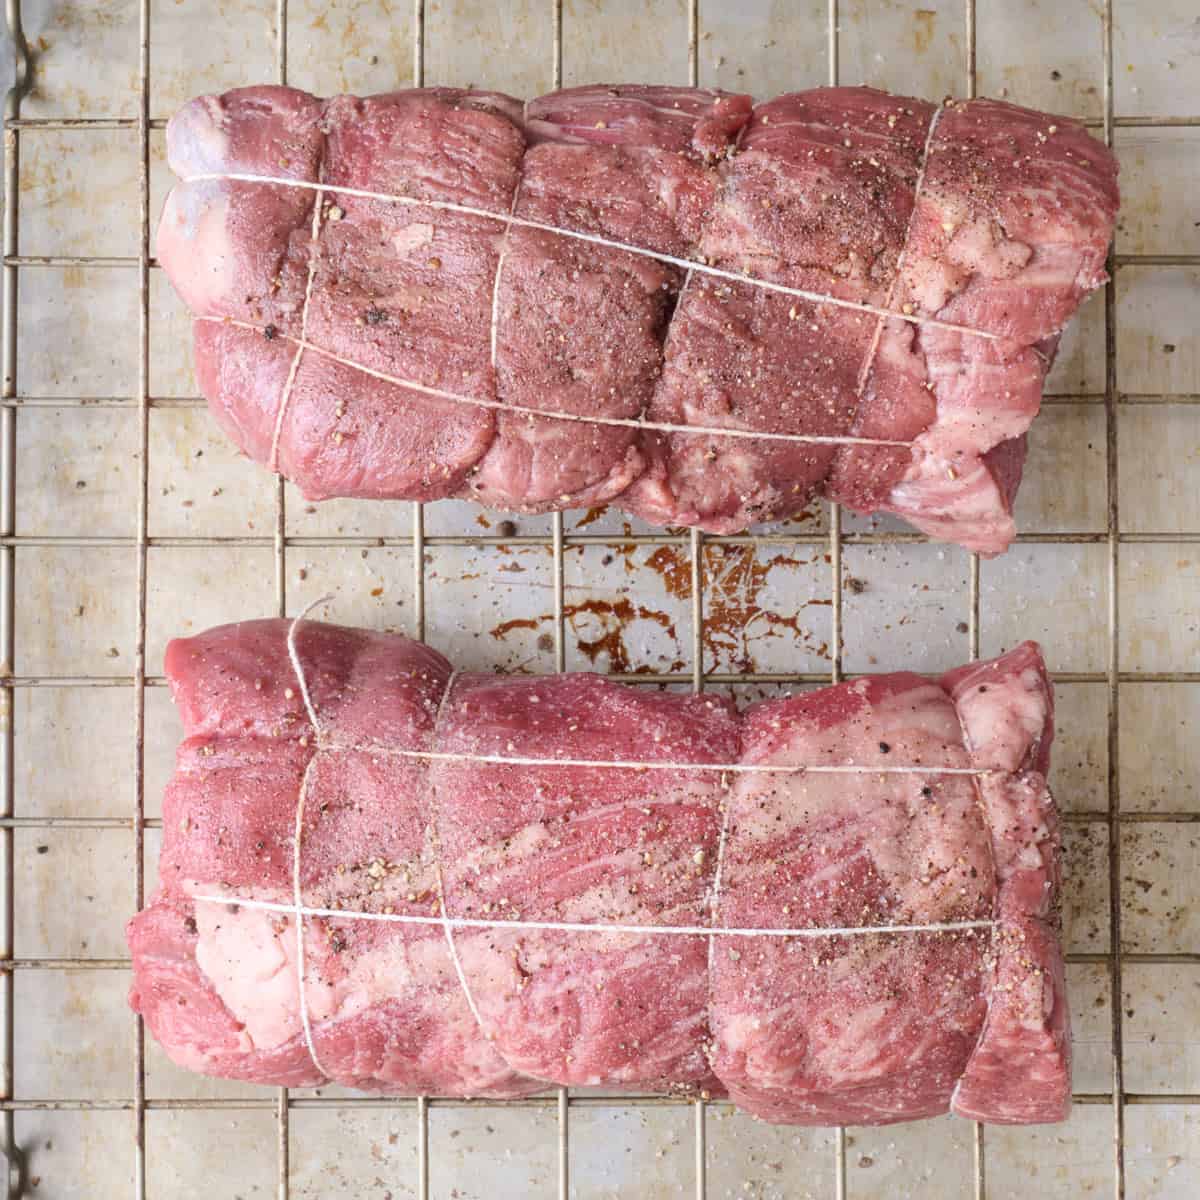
{"left": 564, "top": 597, "right": 680, "bottom": 673}
{"left": 489, "top": 542, "right": 830, "bottom": 674}
{"left": 573, "top": 506, "right": 610, "bottom": 529}
{"left": 645, "top": 545, "right": 692, "bottom": 599}
{"left": 912, "top": 9, "right": 938, "bottom": 56}
{"left": 700, "top": 545, "right": 831, "bottom": 670}
{"left": 491, "top": 597, "right": 683, "bottom": 675}
{"left": 491, "top": 617, "right": 541, "bottom": 638}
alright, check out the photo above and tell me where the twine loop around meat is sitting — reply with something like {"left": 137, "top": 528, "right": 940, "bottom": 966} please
{"left": 180, "top": 95, "right": 1055, "bottom": 481}
{"left": 190, "top": 599, "right": 1000, "bottom": 1080}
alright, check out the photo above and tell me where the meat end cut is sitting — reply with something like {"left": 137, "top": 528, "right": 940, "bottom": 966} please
{"left": 157, "top": 84, "right": 1118, "bottom": 555}
{"left": 129, "top": 619, "right": 1069, "bottom": 1126}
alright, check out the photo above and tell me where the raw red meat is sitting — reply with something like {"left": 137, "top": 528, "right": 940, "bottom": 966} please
{"left": 129, "top": 619, "right": 1067, "bottom": 1125}
{"left": 623, "top": 89, "right": 938, "bottom": 534}
{"left": 158, "top": 83, "right": 1117, "bottom": 554}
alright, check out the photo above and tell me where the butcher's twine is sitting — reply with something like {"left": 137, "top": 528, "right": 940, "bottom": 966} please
{"left": 851, "top": 105, "right": 943, "bottom": 401}
{"left": 426, "top": 669, "right": 495, "bottom": 1048}
{"left": 183, "top": 170, "right": 1004, "bottom": 344}
{"left": 182, "top": 147, "right": 1049, "bottom": 461}
{"left": 189, "top": 600, "right": 1000, "bottom": 1081}
{"left": 196, "top": 314, "right": 916, "bottom": 451}
{"left": 488, "top": 175, "right": 523, "bottom": 370}
{"left": 268, "top": 184, "right": 326, "bottom": 474}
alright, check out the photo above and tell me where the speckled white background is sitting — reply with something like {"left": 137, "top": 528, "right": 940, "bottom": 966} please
{"left": 4, "top": 1, "right": 1199, "bottom": 1197}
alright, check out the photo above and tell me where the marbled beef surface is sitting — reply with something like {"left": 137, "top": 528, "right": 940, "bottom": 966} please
{"left": 158, "top": 84, "right": 1117, "bottom": 554}
{"left": 129, "top": 620, "right": 1068, "bottom": 1125}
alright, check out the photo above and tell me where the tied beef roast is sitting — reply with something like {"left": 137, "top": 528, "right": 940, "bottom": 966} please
{"left": 129, "top": 620, "right": 1068, "bottom": 1125}
{"left": 158, "top": 84, "right": 1118, "bottom": 555}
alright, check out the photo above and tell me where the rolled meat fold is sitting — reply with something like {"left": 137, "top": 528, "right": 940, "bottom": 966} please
{"left": 129, "top": 620, "right": 1069, "bottom": 1126}
{"left": 157, "top": 83, "right": 1118, "bottom": 555}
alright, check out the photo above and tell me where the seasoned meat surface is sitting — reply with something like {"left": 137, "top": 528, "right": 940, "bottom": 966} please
{"left": 129, "top": 620, "right": 1068, "bottom": 1125}
{"left": 158, "top": 84, "right": 1118, "bottom": 554}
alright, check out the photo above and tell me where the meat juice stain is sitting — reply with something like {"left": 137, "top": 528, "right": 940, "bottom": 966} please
{"left": 573, "top": 505, "right": 609, "bottom": 528}
{"left": 647, "top": 543, "right": 831, "bottom": 672}
{"left": 564, "top": 597, "right": 679, "bottom": 673}
{"left": 912, "top": 9, "right": 937, "bottom": 56}
{"left": 491, "top": 616, "right": 541, "bottom": 639}
{"left": 489, "top": 541, "right": 830, "bottom": 674}
{"left": 645, "top": 545, "right": 692, "bottom": 599}
{"left": 491, "top": 598, "right": 681, "bottom": 674}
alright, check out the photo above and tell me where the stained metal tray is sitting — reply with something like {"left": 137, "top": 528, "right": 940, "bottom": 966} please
{"left": 1, "top": 1, "right": 1197, "bottom": 1196}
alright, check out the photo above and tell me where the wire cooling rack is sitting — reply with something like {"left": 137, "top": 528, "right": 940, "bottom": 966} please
{"left": 1, "top": 0, "right": 1198, "bottom": 1197}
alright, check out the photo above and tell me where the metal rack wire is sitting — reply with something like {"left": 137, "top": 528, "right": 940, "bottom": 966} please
{"left": 1, "top": 0, "right": 1197, "bottom": 1197}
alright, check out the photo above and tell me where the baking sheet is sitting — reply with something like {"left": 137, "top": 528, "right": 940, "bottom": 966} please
{"left": 6, "top": 0, "right": 1200, "bottom": 1196}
